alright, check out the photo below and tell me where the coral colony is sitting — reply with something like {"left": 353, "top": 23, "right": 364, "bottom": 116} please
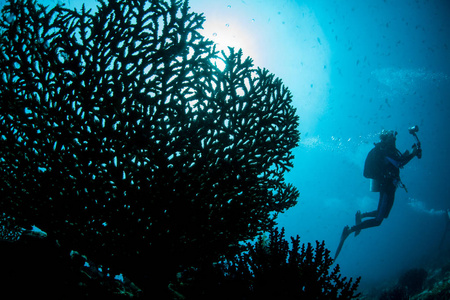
{"left": 0, "top": 0, "right": 359, "bottom": 297}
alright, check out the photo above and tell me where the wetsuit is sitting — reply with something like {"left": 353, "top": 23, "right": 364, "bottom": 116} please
{"left": 353, "top": 142, "right": 416, "bottom": 232}
{"left": 335, "top": 137, "right": 418, "bottom": 259}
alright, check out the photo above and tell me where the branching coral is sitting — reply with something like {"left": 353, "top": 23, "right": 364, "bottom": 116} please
{"left": 0, "top": 213, "right": 47, "bottom": 241}
{"left": 0, "top": 213, "right": 24, "bottom": 242}
{"left": 0, "top": 0, "right": 299, "bottom": 293}
{"left": 176, "top": 227, "right": 361, "bottom": 299}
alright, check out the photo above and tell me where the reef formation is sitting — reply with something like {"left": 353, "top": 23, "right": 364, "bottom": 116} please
{"left": 174, "top": 227, "right": 361, "bottom": 299}
{"left": 0, "top": 0, "right": 299, "bottom": 293}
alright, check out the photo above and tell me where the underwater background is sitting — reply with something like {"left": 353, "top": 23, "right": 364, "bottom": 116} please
{"left": 183, "top": 0, "right": 450, "bottom": 293}
{"left": 2, "top": 0, "right": 450, "bottom": 296}
{"left": 150, "top": 0, "right": 450, "bottom": 293}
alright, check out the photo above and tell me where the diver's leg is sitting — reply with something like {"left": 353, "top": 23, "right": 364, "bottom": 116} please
{"left": 354, "top": 194, "right": 383, "bottom": 236}
{"left": 351, "top": 190, "right": 390, "bottom": 235}
{"left": 351, "top": 217, "right": 383, "bottom": 234}
{"left": 354, "top": 211, "right": 363, "bottom": 236}
{"left": 381, "top": 181, "right": 396, "bottom": 219}
{"left": 361, "top": 193, "right": 388, "bottom": 219}
{"left": 354, "top": 203, "right": 381, "bottom": 236}
{"left": 361, "top": 211, "right": 378, "bottom": 219}
{"left": 337, "top": 206, "right": 385, "bottom": 259}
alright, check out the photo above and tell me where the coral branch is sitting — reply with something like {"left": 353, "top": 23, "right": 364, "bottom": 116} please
{"left": 0, "top": 0, "right": 299, "bottom": 293}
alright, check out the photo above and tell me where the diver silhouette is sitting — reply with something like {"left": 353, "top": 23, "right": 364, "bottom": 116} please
{"left": 335, "top": 129, "right": 421, "bottom": 259}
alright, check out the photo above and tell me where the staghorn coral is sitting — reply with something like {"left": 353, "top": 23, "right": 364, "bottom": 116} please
{"left": 0, "top": 213, "right": 24, "bottom": 242}
{"left": 176, "top": 227, "right": 361, "bottom": 299}
{"left": 0, "top": 0, "right": 299, "bottom": 293}
{"left": 0, "top": 213, "right": 47, "bottom": 241}
{"left": 249, "top": 228, "right": 361, "bottom": 299}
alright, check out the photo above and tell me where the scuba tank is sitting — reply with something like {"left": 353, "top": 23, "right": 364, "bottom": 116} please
{"left": 370, "top": 179, "right": 380, "bottom": 192}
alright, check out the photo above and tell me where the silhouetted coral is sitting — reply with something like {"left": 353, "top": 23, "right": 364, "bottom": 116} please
{"left": 0, "top": 236, "right": 142, "bottom": 299}
{"left": 0, "top": 213, "right": 23, "bottom": 242}
{"left": 0, "top": 0, "right": 299, "bottom": 294}
{"left": 175, "top": 227, "right": 361, "bottom": 299}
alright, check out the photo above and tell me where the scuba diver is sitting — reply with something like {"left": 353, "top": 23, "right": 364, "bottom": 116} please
{"left": 334, "top": 127, "right": 422, "bottom": 260}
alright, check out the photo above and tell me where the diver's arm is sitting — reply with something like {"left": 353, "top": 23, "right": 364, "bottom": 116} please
{"left": 398, "top": 146, "right": 419, "bottom": 168}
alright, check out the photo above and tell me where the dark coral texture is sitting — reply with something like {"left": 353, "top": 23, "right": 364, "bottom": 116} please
{"left": 0, "top": 0, "right": 299, "bottom": 289}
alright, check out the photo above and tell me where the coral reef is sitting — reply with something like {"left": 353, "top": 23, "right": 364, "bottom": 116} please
{"left": 0, "top": 235, "right": 141, "bottom": 299}
{"left": 0, "top": 213, "right": 24, "bottom": 242}
{"left": 174, "top": 227, "right": 361, "bottom": 299}
{"left": 376, "top": 267, "right": 450, "bottom": 300}
{"left": 0, "top": 0, "right": 299, "bottom": 294}
{"left": 410, "top": 262, "right": 450, "bottom": 300}
{"left": 398, "top": 268, "right": 428, "bottom": 296}
{"left": 1, "top": 213, "right": 47, "bottom": 241}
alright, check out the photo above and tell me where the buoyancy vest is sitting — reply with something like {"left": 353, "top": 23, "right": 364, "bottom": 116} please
{"left": 364, "top": 142, "right": 402, "bottom": 180}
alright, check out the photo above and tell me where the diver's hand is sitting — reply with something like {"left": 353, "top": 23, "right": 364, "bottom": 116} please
{"left": 412, "top": 144, "right": 422, "bottom": 158}
{"left": 416, "top": 147, "right": 422, "bottom": 158}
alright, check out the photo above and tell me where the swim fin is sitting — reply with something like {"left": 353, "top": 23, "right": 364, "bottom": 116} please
{"left": 334, "top": 225, "right": 351, "bottom": 260}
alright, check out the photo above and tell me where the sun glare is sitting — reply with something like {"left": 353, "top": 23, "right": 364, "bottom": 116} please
{"left": 198, "top": 9, "right": 258, "bottom": 65}
{"left": 189, "top": 0, "right": 331, "bottom": 134}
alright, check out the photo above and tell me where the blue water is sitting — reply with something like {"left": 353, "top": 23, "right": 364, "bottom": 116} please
{"left": 185, "top": 0, "right": 450, "bottom": 292}
{"left": 7, "top": 0, "right": 450, "bottom": 294}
